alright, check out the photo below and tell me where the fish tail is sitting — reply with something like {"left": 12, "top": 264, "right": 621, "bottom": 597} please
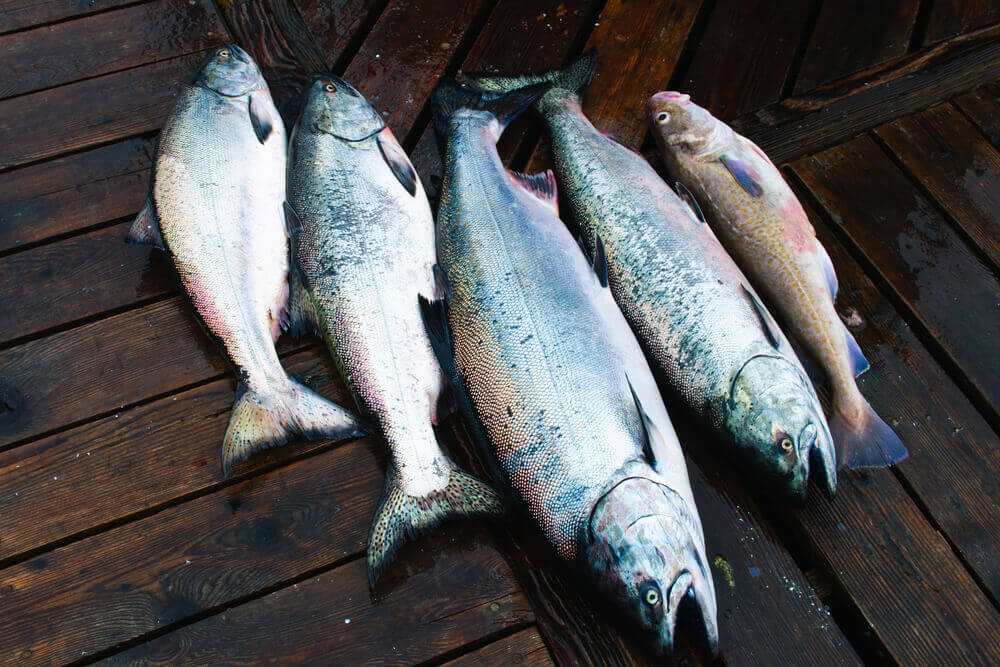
{"left": 468, "top": 49, "right": 597, "bottom": 100}
{"left": 221, "top": 379, "right": 365, "bottom": 476}
{"left": 431, "top": 78, "right": 551, "bottom": 140}
{"left": 367, "top": 463, "right": 503, "bottom": 585}
{"left": 830, "top": 394, "right": 908, "bottom": 470}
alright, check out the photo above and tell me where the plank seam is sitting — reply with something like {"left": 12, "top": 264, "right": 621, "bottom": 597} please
{"left": 330, "top": 0, "right": 393, "bottom": 76}
{"left": 908, "top": 0, "right": 934, "bottom": 52}
{"left": 779, "top": 0, "right": 824, "bottom": 99}
{"left": 0, "top": 0, "right": 154, "bottom": 38}
{"left": 416, "top": 620, "right": 538, "bottom": 667}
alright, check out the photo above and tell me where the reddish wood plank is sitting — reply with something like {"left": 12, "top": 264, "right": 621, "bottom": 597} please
{"left": 0, "top": 0, "right": 134, "bottom": 35}
{"left": 954, "top": 80, "right": 1000, "bottom": 149}
{"left": 340, "top": 0, "right": 489, "bottom": 138}
{"left": 0, "top": 137, "right": 152, "bottom": 254}
{"left": 680, "top": 0, "right": 812, "bottom": 118}
{"left": 0, "top": 440, "right": 387, "bottom": 664}
{"left": 0, "top": 347, "right": 350, "bottom": 562}
{"left": 101, "top": 545, "right": 531, "bottom": 665}
{"left": 875, "top": 102, "right": 1000, "bottom": 269}
{"left": 730, "top": 22, "right": 1000, "bottom": 164}
{"left": 925, "top": 0, "right": 1000, "bottom": 44}
{"left": 792, "top": 136, "right": 1000, "bottom": 421}
{"left": 793, "top": 0, "right": 920, "bottom": 94}
{"left": 0, "top": 51, "right": 215, "bottom": 171}
{"left": 444, "top": 627, "right": 553, "bottom": 666}
{"left": 0, "top": 0, "right": 225, "bottom": 100}
{"left": 792, "top": 194, "right": 1000, "bottom": 607}
{"left": 0, "top": 222, "right": 172, "bottom": 345}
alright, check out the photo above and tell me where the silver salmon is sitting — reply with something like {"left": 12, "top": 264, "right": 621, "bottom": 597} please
{"left": 647, "top": 91, "right": 907, "bottom": 469}
{"left": 427, "top": 79, "right": 718, "bottom": 656}
{"left": 472, "top": 52, "right": 837, "bottom": 500}
{"left": 287, "top": 74, "right": 501, "bottom": 583}
{"left": 126, "top": 46, "right": 364, "bottom": 474}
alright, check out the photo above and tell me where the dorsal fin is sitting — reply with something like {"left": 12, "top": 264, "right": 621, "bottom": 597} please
{"left": 507, "top": 169, "right": 558, "bottom": 216}
{"left": 742, "top": 284, "right": 781, "bottom": 350}
{"left": 125, "top": 198, "right": 164, "bottom": 249}
{"left": 674, "top": 181, "right": 706, "bottom": 223}
{"left": 815, "top": 239, "right": 838, "bottom": 300}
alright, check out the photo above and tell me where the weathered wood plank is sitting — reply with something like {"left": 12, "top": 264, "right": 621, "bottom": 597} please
{"left": 792, "top": 136, "right": 1000, "bottom": 423}
{"left": 444, "top": 627, "right": 553, "bottom": 666}
{"left": 0, "top": 0, "right": 134, "bottom": 35}
{"left": 793, "top": 0, "right": 919, "bottom": 94}
{"left": 875, "top": 102, "right": 1000, "bottom": 270}
{"left": 790, "top": 192, "right": 1000, "bottom": 611}
{"left": 954, "top": 81, "right": 1000, "bottom": 149}
{"left": 0, "top": 51, "right": 215, "bottom": 171}
{"left": 409, "top": 0, "right": 600, "bottom": 200}
{"left": 0, "top": 222, "right": 172, "bottom": 345}
{"left": 0, "top": 0, "right": 225, "bottom": 100}
{"left": 730, "top": 22, "right": 1000, "bottom": 165}
{"left": 0, "top": 347, "right": 349, "bottom": 562}
{"left": 297, "top": 0, "right": 386, "bottom": 70}
{"left": 679, "top": 0, "right": 812, "bottom": 118}
{"left": 100, "top": 545, "right": 531, "bottom": 665}
{"left": 0, "top": 137, "right": 152, "bottom": 254}
{"left": 925, "top": 0, "right": 1000, "bottom": 44}
{"left": 0, "top": 438, "right": 384, "bottom": 664}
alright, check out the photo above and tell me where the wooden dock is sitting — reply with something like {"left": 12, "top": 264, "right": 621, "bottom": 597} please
{"left": 1, "top": 0, "right": 999, "bottom": 663}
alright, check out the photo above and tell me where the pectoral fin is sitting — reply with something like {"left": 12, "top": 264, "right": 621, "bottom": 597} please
{"left": 125, "top": 199, "right": 164, "bottom": 249}
{"left": 591, "top": 232, "right": 609, "bottom": 288}
{"left": 720, "top": 154, "right": 764, "bottom": 197}
{"left": 377, "top": 129, "right": 417, "bottom": 196}
{"left": 674, "top": 181, "right": 706, "bottom": 223}
{"left": 742, "top": 284, "right": 781, "bottom": 350}
{"left": 248, "top": 90, "right": 274, "bottom": 144}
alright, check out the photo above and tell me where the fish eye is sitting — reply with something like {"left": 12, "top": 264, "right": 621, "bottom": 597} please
{"left": 656, "top": 112, "right": 670, "bottom": 123}
{"left": 779, "top": 437, "right": 794, "bottom": 453}
{"left": 324, "top": 82, "right": 336, "bottom": 93}
{"left": 640, "top": 583, "right": 661, "bottom": 607}
{"left": 219, "top": 48, "right": 230, "bottom": 58}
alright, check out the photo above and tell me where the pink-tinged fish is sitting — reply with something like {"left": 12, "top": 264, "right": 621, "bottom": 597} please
{"left": 647, "top": 91, "right": 906, "bottom": 469}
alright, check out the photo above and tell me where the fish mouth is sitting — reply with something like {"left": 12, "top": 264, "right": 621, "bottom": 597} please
{"left": 655, "top": 564, "right": 719, "bottom": 657}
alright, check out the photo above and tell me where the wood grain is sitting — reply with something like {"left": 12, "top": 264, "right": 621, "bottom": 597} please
{"left": 0, "top": 0, "right": 135, "bottom": 35}
{"left": 730, "top": 22, "right": 1000, "bottom": 164}
{"left": 792, "top": 136, "right": 1000, "bottom": 422}
{"left": 681, "top": 0, "right": 813, "bottom": 118}
{"left": 925, "top": 0, "right": 1000, "bottom": 44}
{"left": 0, "top": 0, "right": 225, "bottom": 100}
{"left": 100, "top": 544, "right": 532, "bottom": 664}
{"left": 444, "top": 626, "right": 553, "bottom": 666}
{"left": 954, "top": 80, "right": 1000, "bottom": 148}
{"left": 875, "top": 102, "right": 1000, "bottom": 269}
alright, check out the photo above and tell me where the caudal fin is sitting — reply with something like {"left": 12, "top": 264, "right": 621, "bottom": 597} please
{"left": 830, "top": 396, "right": 907, "bottom": 470}
{"left": 470, "top": 49, "right": 597, "bottom": 100}
{"left": 431, "top": 78, "right": 551, "bottom": 140}
{"left": 221, "top": 380, "right": 365, "bottom": 475}
{"left": 367, "top": 465, "right": 503, "bottom": 585}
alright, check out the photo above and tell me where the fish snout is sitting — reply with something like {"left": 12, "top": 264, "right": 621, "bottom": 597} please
{"left": 655, "top": 560, "right": 719, "bottom": 657}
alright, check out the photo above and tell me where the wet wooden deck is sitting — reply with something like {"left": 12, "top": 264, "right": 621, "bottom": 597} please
{"left": 1, "top": 0, "right": 999, "bottom": 663}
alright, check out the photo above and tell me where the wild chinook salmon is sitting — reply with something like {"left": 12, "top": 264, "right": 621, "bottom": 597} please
{"left": 126, "top": 46, "right": 364, "bottom": 474}
{"left": 427, "top": 79, "right": 718, "bottom": 656}
{"left": 472, "top": 53, "right": 837, "bottom": 499}
{"left": 646, "top": 91, "right": 907, "bottom": 469}
{"left": 287, "top": 74, "right": 502, "bottom": 583}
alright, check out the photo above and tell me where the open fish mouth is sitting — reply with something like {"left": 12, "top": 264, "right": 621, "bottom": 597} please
{"left": 657, "top": 569, "right": 719, "bottom": 656}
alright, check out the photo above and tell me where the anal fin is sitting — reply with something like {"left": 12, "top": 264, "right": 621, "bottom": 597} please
{"left": 507, "top": 169, "right": 559, "bottom": 216}
{"left": 125, "top": 199, "right": 164, "bottom": 249}
{"left": 844, "top": 324, "right": 869, "bottom": 377}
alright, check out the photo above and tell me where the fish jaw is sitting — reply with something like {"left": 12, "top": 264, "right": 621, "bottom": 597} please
{"left": 725, "top": 354, "right": 837, "bottom": 500}
{"left": 584, "top": 470, "right": 718, "bottom": 657}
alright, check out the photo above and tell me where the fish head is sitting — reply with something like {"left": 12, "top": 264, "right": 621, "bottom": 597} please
{"left": 299, "top": 74, "right": 386, "bottom": 142}
{"left": 194, "top": 45, "right": 264, "bottom": 97}
{"left": 584, "top": 471, "right": 718, "bottom": 657}
{"left": 647, "top": 91, "right": 717, "bottom": 153}
{"left": 725, "top": 354, "right": 837, "bottom": 500}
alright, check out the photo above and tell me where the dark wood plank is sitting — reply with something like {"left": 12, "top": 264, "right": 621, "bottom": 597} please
{"left": 925, "top": 0, "right": 1000, "bottom": 44}
{"left": 680, "top": 0, "right": 813, "bottom": 118}
{"left": 787, "top": 193, "right": 1000, "bottom": 610}
{"left": 875, "top": 102, "right": 1000, "bottom": 269}
{"left": 0, "top": 0, "right": 134, "bottom": 35}
{"left": 409, "top": 0, "right": 600, "bottom": 200}
{"left": 298, "top": 0, "right": 386, "bottom": 69}
{"left": 100, "top": 545, "right": 532, "bottom": 665}
{"left": 0, "top": 222, "right": 173, "bottom": 345}
{"left": 792, "top": 135, "right": 1000, "bottom": 424}
{"left": 0, "top": 51, "right": 216, "bottom": 171}
{"left": 444, "top": 627, "right": 553, "bottom": 666}
{"left": 793, "top": 0, "right": 920, "bottom": 93}
{"left": 730, "top": 22, "right": 1000, "bottom": 164}
{"left": 0, "top": 347, "right": 350, "bottom": 562}
{"left": 954, "top": 80, "right": 1000, "bottom": 149}
{"left": 0, "top": 439, "right": 381, "bottom": 663}
{"left": 0, "top": 0, "right": 225, "bottom": 100}
{"left": 0, "top": 137, "right": 152, "bottom": 254}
